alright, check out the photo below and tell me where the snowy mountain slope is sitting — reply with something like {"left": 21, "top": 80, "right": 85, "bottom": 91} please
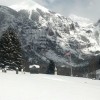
{"left": 10, "top": 0, "right": 49, "bottom": 12}
{"left": 0, "top": 0, "right": 100, "bottom": 69}
{"left": 0, "top": 70, "right": 100, "bottom": 100}
{"left": 69, "top": 14, "right": 93, "bottom": 27}
{"left": 0, "top": 5, "right": 18, "bottom": 35}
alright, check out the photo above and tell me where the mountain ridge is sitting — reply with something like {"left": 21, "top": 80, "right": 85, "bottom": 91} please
{"left": 9, "top": 0, "right": 49, "bottom": 12}
{"left": 0, "top": 1, "right": 100, "bottom": 71}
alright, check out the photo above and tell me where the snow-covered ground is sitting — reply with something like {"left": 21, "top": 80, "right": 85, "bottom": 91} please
{"left": 0, "top": 70, "right": 100, "bottom": 100}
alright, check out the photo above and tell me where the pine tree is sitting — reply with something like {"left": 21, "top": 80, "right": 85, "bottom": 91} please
{"left": 46, "top": 60, "right": 55, "bottom": 74}
{"left": 0, "top": 27, "right": 22, "bottom": 70}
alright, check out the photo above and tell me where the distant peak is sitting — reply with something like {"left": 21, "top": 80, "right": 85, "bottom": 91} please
{"left": 69, "top": 14, "right": 90, "bottom": 21}
{"left": 9, "top": 0, "right": 49, "bottom": 12}
{"left": 69, "top": 14, "right": 93, "bottom": 27}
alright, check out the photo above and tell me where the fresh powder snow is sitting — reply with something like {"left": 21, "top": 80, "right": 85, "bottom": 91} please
{"left": 0, "top": 70, "right": 100, "bottom": 100}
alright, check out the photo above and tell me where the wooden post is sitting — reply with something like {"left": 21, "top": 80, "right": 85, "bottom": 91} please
{"left": 16, "top": 67, "right": 18, "bottom": 74}
{"left": 69, "top": 54, "right": 73, "bottom": 76}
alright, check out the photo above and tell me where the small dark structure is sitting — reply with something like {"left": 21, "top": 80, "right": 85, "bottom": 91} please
{"left": 96, "top": 74, "right": 100, "bottom": 80}
{"left": 2, "top": 65, "right": 9, "bottom": 73}
{"left": 29, "top": 65, "right": 40, "bottom": 74}
{"left": 2, "top": 68, "right": 7, "bottom": 73}
{"left": 57, "top": 65, "right": 71, "bottom": 76}
{"left": 39, "top": 65, "right": 47, "bottom": 74}
{"left": 56, "top": 65, "right": 87, "bottom": 77}
{"left": 88, "top": 56, "right": 96, "bottom": 79}
{"left": 46, "top": 60, "right": 55, "bottom": 74}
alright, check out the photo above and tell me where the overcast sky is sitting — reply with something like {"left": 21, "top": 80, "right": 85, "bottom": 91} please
{"left": 0, "top": 0, "right": 100, "bottom": 21}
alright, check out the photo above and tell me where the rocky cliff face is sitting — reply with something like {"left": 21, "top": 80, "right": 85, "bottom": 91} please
{"left": 0, "top": 0, "right": 100, "bottom": 69}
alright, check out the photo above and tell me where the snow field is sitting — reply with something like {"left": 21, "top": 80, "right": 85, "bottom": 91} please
{"left": 0, "top": 70, "right": 100, "bottom": 100}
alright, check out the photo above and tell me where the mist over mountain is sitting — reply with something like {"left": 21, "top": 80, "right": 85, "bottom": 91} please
{"left": 0, "top": 0, "right": 100, "bottom": 72}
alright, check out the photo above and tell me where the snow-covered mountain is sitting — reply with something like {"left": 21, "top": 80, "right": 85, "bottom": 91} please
{"left": 0, "top": 0, "right": 100, "bottom": 70}
{"left": 69, "top": 14, "right": 93, "bottom": 27}
{"left": 10, "top": 0, "right": 49, "bottom": 13}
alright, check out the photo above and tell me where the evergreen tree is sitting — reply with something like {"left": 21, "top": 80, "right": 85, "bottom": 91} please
{"left": 46, "top": 60, "right": 55, "bottom": 74}
{"left": 0, "top": 27, "right": 22, "bottom": 70}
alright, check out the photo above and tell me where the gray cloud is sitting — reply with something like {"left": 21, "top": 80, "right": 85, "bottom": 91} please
{"left": 33, "top": 0, "right": 100, "bottom": 21}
